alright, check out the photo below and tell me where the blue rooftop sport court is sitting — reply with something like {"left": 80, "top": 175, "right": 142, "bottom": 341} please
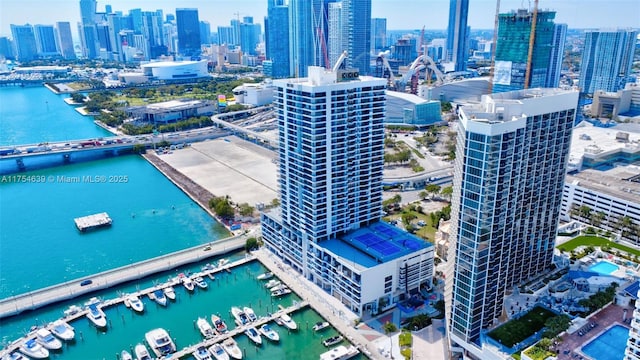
{"left": 321, "top": 221, "right": 431, "bottom": 267}
{"left": 588, "top": 260, "right": 619, "bottom": 275}
{"left": 581, "top": 325, "right": 629, "bottom": 360}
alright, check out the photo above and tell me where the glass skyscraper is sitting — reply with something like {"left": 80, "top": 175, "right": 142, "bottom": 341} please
{"left": 445, "top": 88, "right": 579, "bottom": 357}
{"left": 342, "top": 0, "right": 371, "bottom": 75}
{"left": 371, "top": 18, "right": 386, "bottom": 54}
{"left": 446, "top": 0, "right": 469, "bottom": 72}
{"left": 546, "top": 23, "right": 567, "bottom": 88}
{"left": 10, "top": 25, "right": 38, "bottom": 61}
{"left": 578, "top": 29, "right": 637, "bottom": 94}
{"left": 56, "top": 22, "right": 76, "bottom": 60}
{"left": 33, "top": 25, "right": 58, "bottom": 57}
{"left": 265, "top": 0, "right": 290, "bottom": 78}
{"left": 176, "top": 8, "right": 201, "bottom": 58}
{"left": 289, "top": 0, "right": 316, "bottom": 77}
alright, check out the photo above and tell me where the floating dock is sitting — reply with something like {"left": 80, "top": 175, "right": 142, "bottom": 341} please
{"left": 74, "top": 212, "right": 112, "bottom": 232}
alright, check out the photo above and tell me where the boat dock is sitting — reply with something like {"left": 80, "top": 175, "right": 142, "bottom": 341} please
{"left": 74, "top": 212, "right": 112, "bottom": 232}
{"left": 0, "top": 232, "right": 251, "bottom": 319}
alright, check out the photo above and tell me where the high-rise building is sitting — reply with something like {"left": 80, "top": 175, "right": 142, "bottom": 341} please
{"left": 200, "top": 21, "right": 211, "bottom": 45}
{"left": 240, "top": 17, "right": 261, "bottom": 56}
{"left": 493, "top": 9, "right": 556, "bottom": 93}
{"left": 10, "top": 24, "right": 38, "bottom": 61}
{"left": 0, "top": 37, "right": 15, "bottom": 60}
{"left": 327, "top": 1, "right": 345, "bottom": 68}
{"left": 56, "top": 22, "right": 76, "bottom": 59}
{"left": 33, "top": 25, "right": 59, "bottom": 57}
{"left": 176, "top": 8, "right": 201, "bottom": 57}
{"left": 79, "top": 0, "right": 98, "bottom": 25}
{"left": 342, "top": 0, "right": 371, "bottom": 74}
{"left": 79, "top": 22, "right": 100, "bottom": 59}
{"left": 626, "top": 289, "right": 640, "bottom": 359}
{"left": 289, "top": 0, "right": 316, "bottom": 77}
{"left": 546, "top": 23, "right": 567, "bottom": 88}
{"left": 445, "top": 88, "right": 578, "bottom": 357}
{"left": 578, "top": 29, "right": 637, "bottom": 94}
{"left": 217, "top": 26, "right": 236, "bottom": 46}
{"left": 265, "top": 0, "right": 290, "bottom": 78}
{"left": 261, "top": 66, "right": 433, "bottom": 315}
{"left": 446, "top": 0, "right": 469, "bottom": 72}
{"left": 371, "top": 18, "right": 386, "bottom": 54}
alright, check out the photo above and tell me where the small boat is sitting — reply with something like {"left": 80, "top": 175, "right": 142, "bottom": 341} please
{"left": 322, "top": 335, "right": 343, "bottom": 347}
{"left": 50, "top": 319, "right": 75, "bottom": 341}
{"left": 151, "top": 289, "right": 167, "bottom": 306}
{"left": 163, "top": 286, "right": 176, "bottom": 300}
{"left": 194, "top": 276, "right": 208, "bottom": 289}
{"left": 258, "top": 324, "right": 280, "bottom": 342}
{"left": 181, "top": 275, "right": 195, "bottom": 291}
{"left": 279, "top": 314, "right": 297, "bottom": 330}
{"left": 269, "top": 283, "right": 287, "bottom": 292}
{"left": 222, "top": 338, "right": 242, "bottom": 360}
{"left": 264, "top": 280, "right": 281, "bottom": 289}
{"left": 86, "top": 302, "right": 107, "bottom": 329}
{"left": 208, "top": 343, "right": 230, "bottom": 360}
{"left": 312, "top": 321, "right": 330, "bottom": 332}
{"left": 231, "top": 306, "right": 249, "bottom": 326}
{"left": 211, "top": 314, "right": 228, "bottom": 334}
{"left": 202, "top": 263, "right": 215, "bottom": 271}
{"left": 244, "top": 326, "right": 262, "bottom": 345}
{"left": 218, "top": 258, "right": 229, "bottom": 268}
{"left": 19, "top": 339, "right": 49, "bottom": 359}
{"left": 35, "top": 328, "right": 62, "bottom": 350}
{"left": 271, "top": 287, "right": 292, "bottom": 297}
{"left": 243, "top": 307, "right": 257, "bottom": 322}
{"left": 63, "top": 304, "right": 82, "bottom": 317}
{"left": 256, "top": 272, "right": 273, "bottom": 280}
{"left": 2, "top": 352, "right": 29, "bottom": 360}
{"left": 134, "top": 343, "right": 152, "bottom": 360}
{"left": 192, "top": 345, "right": 213, "bottom": 360}
{"left": 144, "top": 328, "right": 176, "bottom": 357}
{"left": 319, "top": 345, "right": 359, "bottom": 360}
{"left": 121, "top": 350, "right": 133, "bottom": 360}
{"left": 197, "top": 317, "right": 215, "bottom": 338}
{"left": 126, "top": 294, "right": 145, "bottom": 313}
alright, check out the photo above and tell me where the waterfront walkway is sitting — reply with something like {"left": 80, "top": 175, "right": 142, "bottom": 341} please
{"left": 0, "top": 233, "right": 250, "bottom": 319}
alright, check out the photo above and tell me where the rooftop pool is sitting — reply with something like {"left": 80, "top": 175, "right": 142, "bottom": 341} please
{"left": 589, "top": 260, "right": 620, "bottom": 275}
{"left": 582, "top": 325, "right": 629, "bottom": 360}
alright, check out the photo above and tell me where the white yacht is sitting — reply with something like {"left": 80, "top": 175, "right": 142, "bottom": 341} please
{"left": 120, "top": 350, "right": 133, "bottom": 360}
{"left": 218, "top": 258, "right": 229, "bottom": 268}
{"left": 182, "top": 276, "right": 195, "bottom": 292}
{"left": 312, "top": 321, "right": 330, "bottom": 332}
{"left": 192, "top": 345, "right": 212, "bottom": 360}
{"left": 221, "top": 338, "right": 242, "bottom": 360}
{"left": 243, "top": 307, "right": 257, "bottom": 322}
{"left": 244, "top": 326, "right": 262, "bottom": 345}
{"left": 86, "top": 302, "right": 107, "bottom": 329}
{"left": 256, "top": 272, "right": 273, "bottom": 280}
{"left": 134, "top": 343, "right": 152, "bottom": 360}
{"left": 126, "top": 294, "right": 145, "bottom": 313}
{"left": 258, "top": 324, "right": 280, "bottom": 342}
{"left": 35, "top": 328, "right": 62, "bottom": 350}
{"left": 163, "top": 286, "right": 176, "bottom": 300}
{"left": 230, "top": 307, "right": 249, "bottom": 326}
{"left": 151, "top": 289, "right": 167, "bottom": 306}
{"left": 19, "top": 339, "right": 49, "bottom": 359}
{"left": 322, "top": 335, "right": 344, "bottom": 347}
{"left": 319, "top": 345, "right": 359, "bottom": 360}
{"left": 279, "top": 314, "right": 297, "bottom": 330}
{"left": 144, "top": 328, "right": 176, "bottom": 357}
{"left": 2, "top": 351, "right": 29, "bottom": 360}
{"left": 197, "top": 317, "right": 215, "bottom": 338}
{"left": 271, "top": 287, "right": 292, "bottom": 297}
{"left": 50, "top": 319, "right": 75, "bottom": 341}
{"left": 264, "top": 280, "right": 281, "bottom": 289}
{"left": 194, "top": 276, "right": 208, "bottom": 289}
{"left": 211, "top": 314, "right": 228, "bottom": 334}
{"left": 208, "top": 343, "right": 230, "bottom": 360}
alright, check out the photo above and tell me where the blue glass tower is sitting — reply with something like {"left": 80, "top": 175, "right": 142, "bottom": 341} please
{"left": 343, "top": 0, "right": 371, "bottom": 74}
{"left": 33, "top": 25, "right": 58, "bottom": 57}
{"left": 289, "top": 0, "right": 316, "bottom": 77}
{"left": 56, "top": 22, "right": 76, "bottom": 60}
{"left": 176, "top": 8, "right": 201, "bottom": 58}
{"left": 10, "top": 25, "right": 38, "bottom": 61}
{"left": 446, "top": 0, "right": 469, "bottom": 72}
{"left": 265, "top": 0, "right": 290, "bottom": 78}
{"left": 546, "top": 23, "right": 567, "bottom": 88}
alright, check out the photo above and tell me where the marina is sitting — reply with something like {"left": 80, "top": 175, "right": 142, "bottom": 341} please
{"left": 74, "top": 212, "right": 113, "bottom": 232}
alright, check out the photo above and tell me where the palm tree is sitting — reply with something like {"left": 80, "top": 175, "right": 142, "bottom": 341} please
{"left": 590, "top": 211, "right": 606, "bottom": 228}
{"left": 383, "top": 321, "right": 398, "bottom": 359}
{"left": 441, "top": 186, "right": 453, "bottom": 202}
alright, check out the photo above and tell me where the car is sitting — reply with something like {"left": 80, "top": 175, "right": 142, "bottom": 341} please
{"left": 80, "top": 279, "right": 93, "bottom": 286}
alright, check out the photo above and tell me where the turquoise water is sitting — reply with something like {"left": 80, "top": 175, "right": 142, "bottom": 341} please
{"left": 0, "top": 87, "right": 111, "bottom": 146}
{"left": 582, "top": 325, "right": 629, "bottom": 360}
{"left": 589, "top": 261, "right": 620, "bottom": 275}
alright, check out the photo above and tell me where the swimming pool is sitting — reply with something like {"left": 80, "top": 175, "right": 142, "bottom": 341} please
{"left": 582, "top": 325, "right": 629, "bottom": 360}
{"left": 589, "top": 260, "right": 620, "bottom": 275}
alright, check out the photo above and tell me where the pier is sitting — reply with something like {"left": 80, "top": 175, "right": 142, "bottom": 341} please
{"left": 0, "top": 232, "right": 251, "bottom": 319}
{"left": 74, "top": 212, "right": 112, "bottom": 232}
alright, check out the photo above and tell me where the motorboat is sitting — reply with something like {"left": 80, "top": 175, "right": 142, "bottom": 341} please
{"left": 120, "top": 350, "right": 133, "bottom": 360}
{"left": 202, "top": 263, "right": 215, "bottom": 272}
{"left": 271, "top": 287, "right": 292, "bottom": 297}
{"left": 50, "top": 319, "right": 75, "bottom": 341}
{"left": 258, "top": 324, "right": 280, "bottom": 342}
{"left": 19, "top": 339, "right": 49, "bottom": 359}
{"left": 2, "top": 351, "right": 28, "bottom": 360}
{"left": 163, "top": 286, "right": 176, "bottom": 300}
{"left": 86, "top": 303, "right": 107, "bottom": 328}
{"left": 322, "top": 335, "right": 343, "bottom": 347}
{"left": 151, "top": 289, "right": 167, "bottom": 307}
{"left": 256, "top": 272, "right": 273, "bottom": 280}
{"left": 194, "top": 276, "right": 208, "bottom": 289}
{"left": 197, "top": 317, "right": 215, "bottom": 338}
{"left": 134, "top": 343, "right": 152, "bottom": 360}
{"left": 221, "top": 338, "right": 242, "bottom": 360}
{"left": 269, "top": 284, "right": 287, "bottom": 292}
{"left": 244, "top": 326, "right": 262, "bottom": 345}
{"left": 312, "top": 321, "right": 330, "bottom": 332}
{"left": 181, "top": 275, "right": 195, "bottom": 292}
{"left": 63, "top": 304, "right": 82, "bottom": 317}
{"left": 243, "top": 307, "right": 257, "bottom": 322}
{"left": 264, "top": 280, "right": 281, "bottom": 289}
{"left": 126, "top": 294, "right": 145, "bottom": 313}
{"left": 208, "top": 343, "right": 230, "bottom": 360}
{"left": 192, "top": 345, "right": 212, "bottom": 360}
{"left": 279, "top": 314, "right": 297, "bottom": 330}
{"left": 319, "top": 345, "right": 359, "bottom": 360}
{"left": 211, "top": 315, "right": 228, "bottom": 334}
{"left": 230, "top": 307, "right": 249, "bottom": 326}
{"left": 144, "top": 328, "right": 176, "bottom": 357}
{"left": 218, "top": 258, "right": 229, "bottom": 268}
{"left": 35, "top": 328, "right": 62, "bottom": 350}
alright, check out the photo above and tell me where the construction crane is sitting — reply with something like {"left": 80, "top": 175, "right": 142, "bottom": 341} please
{"left": 523, "top": 0, "right": 539, "bottom": 89}
{"left": 487, "top": 0, "right": 501, "bottom": 93}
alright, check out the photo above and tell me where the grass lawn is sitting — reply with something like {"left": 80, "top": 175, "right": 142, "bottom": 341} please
{"left": 487, "top": 306, "right": 555, "bottom": 348}
{"left": 385, "top": 210, "right": 437, "bottom": 243}
{"left": 557, "top": 235, "right": 640, "bottom": 257}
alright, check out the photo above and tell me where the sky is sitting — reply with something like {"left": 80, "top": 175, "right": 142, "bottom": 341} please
{"left": 1, "top": 0, "right": 639, "bottom": 38}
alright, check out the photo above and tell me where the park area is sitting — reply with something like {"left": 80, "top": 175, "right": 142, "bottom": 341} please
{"left": 487, "top": 306, "right": 556, "bottom": 348}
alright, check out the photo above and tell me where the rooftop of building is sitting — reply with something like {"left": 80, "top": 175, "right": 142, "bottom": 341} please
{"left": 565, "top": 163, "right": 640, "bottom": 203}
{"left": 126, "top": 98, "right": 212, "bottom": 114}
{"left": 568, "top": 122, "right": 640, "bottom": 165}
{"left": 273, "top": 66, "right": 385, "bottom": 88}
{"left": 386, "top": 90, "right": 436, "bottom": 105}
{"left": 321, "top": 221, "right": 432, "bottom": 270}
{"left": 140, "top": 60, "right": 205, "bottom": 68}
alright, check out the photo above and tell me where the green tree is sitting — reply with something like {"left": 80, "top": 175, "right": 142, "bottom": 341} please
{"left": 245, "top": 237, "right": 259, "bottom": 251}
{"left": 270, "top": 198, "right": 280, "bottom": 207}
{"left": 383, "top": 321, "right": 398, "bottom": 359}
{"left": 425, "top": 184, "right": 441, "bottom": 199}
{"left": 209, "top": 196, "right": 235, "bottom": 219}
{"left": 418, "top": 191, "right": 429, "bottom": 200}
{"left": 440, "top": 186, "right": 453, "bottom": 201}
{"left": 70, "top": 93, "right": 86, "bottom": 103}
{"left": 238, "top": 203, "right": 255, "bottom": 217}
{"left": 440, "top": 101, "right": 453, "bottom": 113}
{"left": 542, "top": 315, "right": 571, "bottom": 338}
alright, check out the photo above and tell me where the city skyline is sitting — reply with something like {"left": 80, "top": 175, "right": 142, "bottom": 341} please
{"left": 1, "top": 0, "right": 639, "bottom": 38}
